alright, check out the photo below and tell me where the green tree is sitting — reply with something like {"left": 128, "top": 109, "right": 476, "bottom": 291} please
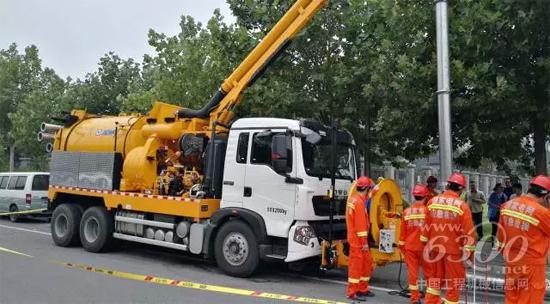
{"left": 65, "top": 52, "right": 142, "bottom": 115}
{"left": 9, "top": 66, "right": 66, "bottom": 170}
{"left": 449, "top": 0, "right": 549, "bottom": 174}
{"left": 122, "top": 10, "right": 249, "bottom": 113}
{"left": 0, "top": 44, "right": 45, "bottom": 170}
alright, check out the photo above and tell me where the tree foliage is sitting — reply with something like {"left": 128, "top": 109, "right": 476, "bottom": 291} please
{"left": 0, "top": 0, "right": 548, "bottom": 174}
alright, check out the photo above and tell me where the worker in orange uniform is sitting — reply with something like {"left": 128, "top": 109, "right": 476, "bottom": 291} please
{"left": 496, "top": 175, "right": 550, "bottom": 304}
{"left": 420, "top": 172, "right": 476, "bottom": 304}
{"left": 426, "top": 175, "right": 439, "bottom": 203}
{"left": 346, "top": 176, "right": 375, "bottom": 301}
{"left": 399, "top": 184, "right": 430, "bottom": 304}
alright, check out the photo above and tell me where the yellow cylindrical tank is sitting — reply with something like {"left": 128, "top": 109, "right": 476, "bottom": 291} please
{"left": 49, "top": 102, "right": 198, "bottom": 192}
{"left": 55, "top": 115, "right": 146, "bottom": 157}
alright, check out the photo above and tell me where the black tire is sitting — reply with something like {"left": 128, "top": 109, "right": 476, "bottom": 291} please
{"left": 51, "top": 204, "right": 82, "bottom": 247}
{"left": 9, "top": 204, "right": 19, "bottom": 223}
{"left": 79, "top": 206, "right": 113, "bottom": 253}
{"left": 214, "top": 220, "right": 259, "bottom": 277}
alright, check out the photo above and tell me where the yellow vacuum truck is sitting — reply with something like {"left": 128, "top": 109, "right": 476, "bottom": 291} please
{"left": 39, "top": 0, "right": 403, "bottom": 277}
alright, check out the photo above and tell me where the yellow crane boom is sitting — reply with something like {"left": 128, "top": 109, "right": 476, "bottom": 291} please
{"left": 177, "top": 0, "right": 327, "bottom": 126}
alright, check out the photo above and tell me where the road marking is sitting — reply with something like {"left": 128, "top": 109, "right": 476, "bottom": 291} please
{"left": 59, "top": 262, "right": 348, "bottom": 304}
{"left": 0, "top": 224, "right": 51, "bottom": 236}
{"left": 0, "top": 246, "right": 33, "bottom": 257}
{"left": 0, "top": 208, "right": 47, "bottom": 216}
{"left": 0, "top": 222, "right": 511, "bottom": 300}
{"left": 288, "top": 273, "right": 396, "bottom": 293}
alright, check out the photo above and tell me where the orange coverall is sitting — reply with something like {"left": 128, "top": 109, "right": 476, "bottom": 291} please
{"left": 420, "top": 190, "right": 476, "bottom": 304}
{"left": 399, "top": 200, "right": 428, "bottom": 303}
{"left": 346, "top": 192, "right": 373, "bottom": 297}
{"left": 496, "top": 195, "right": 550, "bottom": 304}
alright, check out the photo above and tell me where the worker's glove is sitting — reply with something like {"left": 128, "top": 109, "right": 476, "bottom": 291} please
{"left": 385, "top": 212, "right": 401, "bottom": 218}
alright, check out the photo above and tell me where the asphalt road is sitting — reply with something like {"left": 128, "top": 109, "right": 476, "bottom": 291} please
{"left": 0, "top": 218, "right": 504, "bottom": 304}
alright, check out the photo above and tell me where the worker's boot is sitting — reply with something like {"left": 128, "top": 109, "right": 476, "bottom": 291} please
{"left": 347, "top": 293, "right": 366, "bottom": 302}
{"left": 357, "top": 290, "right": 375, "bottom": 297}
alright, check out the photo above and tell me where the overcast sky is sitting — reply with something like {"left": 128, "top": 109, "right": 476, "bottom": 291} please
{"left": 0, "top": 0, "right": 234, "bottom": 79}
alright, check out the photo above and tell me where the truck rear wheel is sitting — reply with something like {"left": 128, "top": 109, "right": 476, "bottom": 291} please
{"left": 80, "top": 206, "right": 114, "bottom": 253}
{"left": 214, "top": 220, "right": 259, "bottom": 277}
{"left": 51, "top": 204, "right": 82, "bottom": 247}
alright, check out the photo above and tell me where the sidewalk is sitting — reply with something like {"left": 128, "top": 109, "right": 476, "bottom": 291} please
{"left": 368, "top": 241, "right": 549, "bottom": 300}
{"left": 466, "top": 240, "right": 550, "bottom": 299}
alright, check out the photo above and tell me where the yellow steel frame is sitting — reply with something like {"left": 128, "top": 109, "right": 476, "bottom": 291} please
{"left": 322, "top": 179, "right": 404, "bottom": 268}
{"left": 49, "top": 188, "right": 220, "bottom": 219}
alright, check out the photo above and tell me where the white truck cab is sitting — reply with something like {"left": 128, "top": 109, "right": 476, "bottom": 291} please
{"left": 221, "top": 118, "right": 357, "bottom": 263}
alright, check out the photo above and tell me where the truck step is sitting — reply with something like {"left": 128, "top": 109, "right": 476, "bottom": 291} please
{"left": 265, "top": 254, "right": 286, "bottom": 260}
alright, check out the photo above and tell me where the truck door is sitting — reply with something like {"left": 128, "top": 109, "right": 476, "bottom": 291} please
{"left": 243, "top": 131, "right": 296, "bottom": 238}
{"left": 221, "top": 131, "right": 250, "bottom": 208}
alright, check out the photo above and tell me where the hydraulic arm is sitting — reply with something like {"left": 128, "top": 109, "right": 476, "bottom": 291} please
{"left": 177, "top": 0, "right": 327, "bottom": 126}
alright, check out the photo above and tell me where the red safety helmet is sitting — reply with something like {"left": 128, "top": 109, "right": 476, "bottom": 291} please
{"left": 427, "top": 175, "right": 438, "bottom": 183}
{"left": 356, "top": 176, "right": 373, "bottom": 189}
{"left": 448, "top": 172, "right": 467, "bottom": 188}
{"left": 412, "top": 184, "right": 429, "bottom": 197}
{"left": 530, "top": 175, "right": 550, "bottom": 194}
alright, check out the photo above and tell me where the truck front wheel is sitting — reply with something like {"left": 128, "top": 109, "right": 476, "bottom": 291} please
{"left": 51, "top": 204, "right": 82, "bottom": 247}
{"left": 214, "top": 220, "right": 259, "bottom": 277}
{"left": 80, "top": 206, "right": 113, "bottom": 253}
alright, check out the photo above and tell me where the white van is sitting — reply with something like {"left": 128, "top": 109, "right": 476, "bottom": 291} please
{"left": 0, "top": 172, "right": 50, "bottom": 222}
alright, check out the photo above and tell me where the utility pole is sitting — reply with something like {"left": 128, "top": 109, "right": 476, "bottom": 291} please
{"left": 435, "top": 0, "right": 453, "bottom": 186}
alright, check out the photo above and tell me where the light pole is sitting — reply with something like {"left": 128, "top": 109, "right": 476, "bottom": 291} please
{"left": 435, "top": 0, "right": 453, "bottom": 186}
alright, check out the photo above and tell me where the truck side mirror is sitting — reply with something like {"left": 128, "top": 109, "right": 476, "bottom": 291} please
{"left": 271, "top": 134, "right": 290, "bottom": 174}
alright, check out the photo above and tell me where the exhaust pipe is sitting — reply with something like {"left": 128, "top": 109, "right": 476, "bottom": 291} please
{"left": 45, "top": 143, "right": 54, "bottom": 153}
{"left": 37, "top": 132, "right": 55, "bottom": 142}
{"left": 41, "top": 122, "right": 63, "bottom": 133}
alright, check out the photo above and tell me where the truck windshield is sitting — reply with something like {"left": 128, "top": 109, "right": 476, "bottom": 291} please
{"left": 301, "top": 138, "right": 356, "bottom": 180}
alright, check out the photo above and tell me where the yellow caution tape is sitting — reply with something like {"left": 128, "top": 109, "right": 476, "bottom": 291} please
{"left": 0, "top": 246, "right": 33, "bottom": 257}
{"left": 0, "top": 208, "right": 48, "bottom": 216}
{"left": 60, "top": 262, "right": 347, "bottom": 304}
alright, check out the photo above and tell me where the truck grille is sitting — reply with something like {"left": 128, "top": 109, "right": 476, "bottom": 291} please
{"left": 309, "top": 220, "right": 347, "bottom": 240}
{"left": 311, "top": 196, "right": 346, "bottom": 216}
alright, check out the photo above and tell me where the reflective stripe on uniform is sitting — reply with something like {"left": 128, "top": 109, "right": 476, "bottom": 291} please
{"left": 501, "top": 209, "right": 540, "bottom": 226}
{"left": 346, "top": 203, "right": 355, "bottom": 209}
{"left": 463, "top": 245, "right": 476, "bottom": 252}
{"left": 426, "top": 287, "right": 441, "bottom": 296}
{"left": 444, "top": 300, "right": 459, "bottom": 304}
{"left": 404, "top": 214, "right": 425, "bottom": 221}
{"left": 360, "top": 277, "right": 370, "bottom": 282}
{"left": 348, "top": 278, "right": 360, "bottom": 284}
{"left": 428, "top": 203, "right": 464, "bottom": 215}
{"left": 356, "top": 231, "right": 368, "bottom": 237}
{"left": 409, "top": 285, "right": 419, "bottom": 291}
{"left": 420, "top": 235, "right": 428, "bottom": 242}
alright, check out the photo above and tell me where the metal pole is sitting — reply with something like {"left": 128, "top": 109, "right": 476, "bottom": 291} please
{"left": 329, "top": 117, "right": 337, "bottom": 245}
{"left": 435, "top": 0, "right": 453, "bottom": 185}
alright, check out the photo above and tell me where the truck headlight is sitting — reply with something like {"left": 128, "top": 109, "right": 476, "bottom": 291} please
{"left": 293, "top": 226, "right": 316, "bottom": 246}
